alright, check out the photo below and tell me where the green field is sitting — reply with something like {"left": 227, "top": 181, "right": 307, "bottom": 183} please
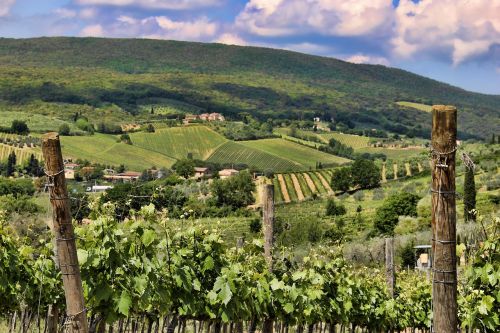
{"left": 317, "top": 132, "right": 371, "bottom": 148}
{"left": 207, "top": 141, "right": 300, "bottom": 171}
{"left": 131, "top": 126, "right": 227, "bottom": 160}
{"left": 0, "top": 110, "right": 75, "bottom": 133}
{"left": 240, "top": 138, "right": 350, "bottom": 168}
{"left": 60, "top": 134, "right": 177, "bottom": 170}
{"left": 357, "top": 147, "right": 426, "bottom": 159}
{"left": 396, "top": 101, "right": 433, "bottom": 112}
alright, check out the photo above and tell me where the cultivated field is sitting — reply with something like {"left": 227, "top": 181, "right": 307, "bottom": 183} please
{"left": 0, "top": 144, "right": 42, "bottom": 164}
{"left": 396, "top": 101, "right": 433, "bottom": 112}
{"left": 131, "top": 126, "right": 227, "bottom": 160}
{"left": 60, "top": 134, "right": 177, "bottom": 170}
{"left": 207, "top": 141, "right": 300, "bottom": 171}
{"left": 317, "top": 132, "right": 371, "bottom": 148}
{"left": 240, "top": 138, "right": 350, "bottom": 169}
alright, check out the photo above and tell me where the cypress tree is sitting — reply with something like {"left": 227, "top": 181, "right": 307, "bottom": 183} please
{"left": 463, "top": 165, "right": 476, "bottom": 222}
{"left": 6, "top": 151, "right": 16, "bottom": 176}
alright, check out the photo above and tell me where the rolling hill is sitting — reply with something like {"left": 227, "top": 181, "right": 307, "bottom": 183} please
{"left": 0, "top": 37, "right": 498, "bottom": 139}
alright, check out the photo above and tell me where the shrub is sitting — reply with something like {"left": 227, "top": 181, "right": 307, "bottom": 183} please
{"left": 325, "top": 198, "right": 347, "bottom": 216}
{"left": 58, "top": 124, "right": 71, "bottom": 136}
{"left": 373, "top": 192, "right": 421, "bottom": 235}
{"left": 249, "top": 218, "right": 261, "bottom": 233}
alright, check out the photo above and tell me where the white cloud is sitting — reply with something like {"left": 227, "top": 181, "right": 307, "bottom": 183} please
{"left": 80, "top": 24, "right": 105, "bottom": 36}
{"left": 345, "top": 53, "right": 390, "bottom": 66}
{"left": 215, "top": 33, "right": 247, "bottom": 46}
{"left": 235, "top": 0, "right": 393, "bottom": 37}
{"left": 392, "top": 0, "right": 500, "bottom": 65}
{"left": 79, "top": 15, "right": 218, "bottom": 41}
{"left": 75, "top": 0, "right": 221, "bottom": 10}
{"left": 0, "top": 0, "right": 15, "bottom": 17}
{"left": 53, "top": 8, "right": 77, "bottom": 19}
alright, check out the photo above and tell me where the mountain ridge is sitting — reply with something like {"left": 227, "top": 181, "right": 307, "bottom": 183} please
{"left": 0, "top": 37, "right": 498, "bottom": 139}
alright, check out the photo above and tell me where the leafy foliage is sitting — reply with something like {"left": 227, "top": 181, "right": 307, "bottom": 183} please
{"left": 373, "top": 193, "right": 421, "bottom": 235}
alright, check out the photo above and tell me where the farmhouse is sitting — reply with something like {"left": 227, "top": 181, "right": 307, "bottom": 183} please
{"left": 64, "top": 162, "right": 79, "bottom": 179}
{"left": 185, "top": 113, "right": 225, "bottom": 123}
{"left": 193, "top": 167, "right": 211, "bottom": 179}
{"left": 104, "top": 171, "right": 141, "bottom": 182}
{"left": 218, "top": 168, "right": 239, "bottom": 179}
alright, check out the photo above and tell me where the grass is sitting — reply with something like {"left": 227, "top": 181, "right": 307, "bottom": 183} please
{"left": 0, "top": 110, "right": 75, "bottom": 133}
{"left": 317, "top": 132, "right": 371, "bottom": 149}
{"left": 356, "top": 147, "right": 426, "bottom": 160}
{"left": 283, "top": 173, "right": 298, "bottom": 202}
{"left": 308, "top": 172, "right": 327, "bottom": 194}
{"left": 240, "top": 138, "right": 350, "bottom": 169}
{"left": 60, "top": 133, "right": 177, "bottom": 170}
{"left": 296, "top": 173, "right": 313, "bottom": 198}
{"left": 207, "top": 141, "right": 301, "bottom": 171}
{"left": 130, "top": 126, "right": 227, "bottom": 160}
{"left": 273, "top": 177, "right": 284, "bottom": 203}
{"left": 396, "top": 101, "right": 433, "bottom": 113}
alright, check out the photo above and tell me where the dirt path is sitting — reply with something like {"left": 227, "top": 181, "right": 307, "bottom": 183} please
{"left": 417, "top": 162, "right": 423, "bottom": 173}
{"left": 316, "top": 172, "right": 333, "bottom": 194}
{"left": 303, "top": 173, "right": 317, "bottom": 193}
{"left": 405, "top": 162, "right": 412, "bottom": 177}
{"left": 277, "top": 174, "right": 291, "bottom": 203}
{"left": 393, "top": 163, "right": 398, "bottom": 180}
{"left": 291, "top": 173, "right": 305, "bottom": 201}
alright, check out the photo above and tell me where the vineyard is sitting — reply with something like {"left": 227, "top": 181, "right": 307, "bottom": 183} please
{"left": 274, "top": 170, "right": 334, "bottom": 203}
{"left": 240, "top": 139, "right": 350, "bottom": 169}
{"left": 60, "top": 134, "right": 177, "bottom": 170}
{"left": 130, "top": 126, "right": 227, "bottom": 160}
{"left": 1, "top": 208, "right": 497, "bottom": 333}
{"left": 0, "top": 134, "right": 42, "bottom": 165}
{"left": 207, "top": 141, "right": 301, "bottom": 172}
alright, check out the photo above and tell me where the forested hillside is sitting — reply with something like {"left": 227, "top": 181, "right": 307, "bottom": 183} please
{"left": 0, "top": 37, "right": 498, "bottom": 138}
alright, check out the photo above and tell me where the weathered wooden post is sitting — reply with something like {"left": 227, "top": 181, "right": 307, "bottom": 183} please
{"left": 385, "top": 237, "right": 395, "bottom": 298}
{"left": 430, "top": 105, "right": 457, "bottom": 333}
{"left": 262, "top": 184, "right": 274, "bottom": 333}
{"left": 42, "top": 132, "right": 89, "bottom": 333}
{"left": 262, "top": 184, "right": 274, "bottom": 270}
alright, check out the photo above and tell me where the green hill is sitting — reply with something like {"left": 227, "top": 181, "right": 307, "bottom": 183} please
{"left": 0, "top": 37, "right": 498, "bottom": 139}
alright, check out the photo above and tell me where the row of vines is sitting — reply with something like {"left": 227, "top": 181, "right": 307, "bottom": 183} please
{"left": 274, "top": 170, "right": 333, "bottom": 203}
{"left": 1, "top": 206, "right": 498, "bottom": 333}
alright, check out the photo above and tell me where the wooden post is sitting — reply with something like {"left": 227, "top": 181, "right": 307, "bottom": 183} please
{"left": 262, "top": 184, "right": 274, "bottom": 333}
{"left": 42, "top": 132, "right": 89, "bottom": 333}
{"left": 385, "top": 237, "right": 395, "bottom": 298}
{"left": 262, "top": 184, "right": 274, "bottom": 271}
{"left": 431, "top": 106, "right": 457, "bottom": 333}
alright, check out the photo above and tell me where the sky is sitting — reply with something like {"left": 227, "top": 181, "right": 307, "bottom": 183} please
{"left": 0, "top": 0, "right": 499, "bottom": 95}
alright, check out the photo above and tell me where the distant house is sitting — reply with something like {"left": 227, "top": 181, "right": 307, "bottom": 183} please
{"left": 184, "top": 113, "right": 225, "bottom": 124}
{"left": 208, "top": 113, "right": 225, "bottom": 121}
{"left": 219, "top": 168, "right": 239, "bottom": 179}
{"left": 64, "top": 162, "right": 79, "bottom": 180}
{"left": 104, "top": 171, "right": 141, "bottom": 182}
{"left": 313, "top": 117, "right": 320, "bottom": 122}
{"left": 184, "top": 114, "right": 199, "bottom": 124}
{"left": 199, "top": 113, "right": 210, "bottom": 121}
{"left": 193, "top": 167, "right": 211, "bottom": 179}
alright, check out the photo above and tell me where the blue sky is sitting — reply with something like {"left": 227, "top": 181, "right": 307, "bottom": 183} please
{"left": 1, "top": 0, "right": 499, "bottom": 95}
